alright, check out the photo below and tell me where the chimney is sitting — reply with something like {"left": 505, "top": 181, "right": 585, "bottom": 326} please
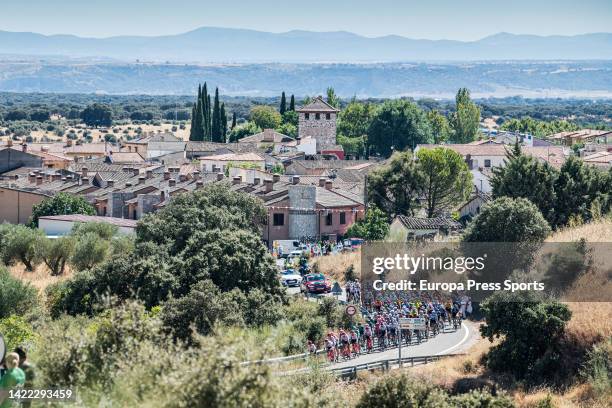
{"left": 264, "top": 179, "right": 273, "bottom": 193}
{"left": 66, "top": 175, "right": 73, "bottom": 181}
{"left": 319, "top": 177, "right": 326, "bottom": 187}
{"left": 122, "top": 166, "right": 130, "bottom": 173}
{"left": 81, "top": 167, "right": 88, "bottom": 178}
{"left": 6, "top": 139, "right": 13, "bottom": 147}
{"left": 107, "top": 180, "right": 115, "bottom": 188}
{"left": 61, "top": 177, "right": 66, "bottom": 182}
{"left": 163, "top": 171, "right": 170, "bottom": 180}
{"left": 125, "top": 182, "right": 132, "bottom": 187}
{"left": 132, "top": 168, "right": 140, "bottom": 176}
{"left": 263, "top": 128, "right": 274, "bottom": 142}
{"left": 168, "top": 179, "right": 176, "bottom": 187}
{"left": 66, "top": 139, "right": 73, "bottom": 147}
{"left": 325, "top": 180, "right": 333, "bottom": 190}
{"left": 28, "top": 173, "right": 36, "bottom": 183}
{"left": 146, "top": 170, "right": 153, "bottom": 179}
{"left": 35, "top": 176, "right": 43, "bottom": 185}
{"left": 160, "top": 191, "right": 165, "bottom": 201}
{"left": 196, "top": 180, "right": 204, "bottom": 189}
{"left": 232, "top": 176, "right": 242, "bottom": 185}
{"left": 41, "top": 146, "right": 49, "bottom": 153}
{"left": 179, "top": 174, "right": 187, "bottom": 182}
{"left": 192, "top": 170, "right": 200, "bottom": 180}
{"left": 272, "top": 174, "right": 280, "bottom": 183}
{"left": 21, "top": 143, "right": 27, "bottom": 153}
{"left": 292, "top": 175, "right": 300, "bottom": 185}
{"left": 82, "top": 177, "right": 89, "bottom": 185}
{"left": 253, "top": 177, "right": 260, "bottom": 185}
{"left": 216, "top": 172, "right": 224, "bottom": 181}
{"left": 296, "top": 136, "right": 301, "bottom": 145}
{"left": 52, "top": 174, "right": 61, "bottom": 182}
{"left": 138, "top": 176, "right": 146, "bottom": 185}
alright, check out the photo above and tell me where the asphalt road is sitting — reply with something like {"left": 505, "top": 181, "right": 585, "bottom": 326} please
{"left": 286, "top": 286, "right": 347, "bottom": 302}
{"left": 329, "top": 322, "right": 476, "bottom": 370}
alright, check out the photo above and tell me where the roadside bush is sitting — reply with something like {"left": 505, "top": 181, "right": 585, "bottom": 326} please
{"left": 479, "top": 291, "right": 571, "bottom": 384}
{"left": 0, "top": 315, "right": 37, "bottom": 352}
{"left": 160, "top": 280, "right": 245, "bottom": 342}
{"left": 356, "top": 374, "right": 450, "bottom": 408}
{"left": 450, "top": 389, "right": 514, "bottom": 407}
{"left": 580, "top": 339, "right": 611, "bottom": 398}
{"left": 36, "top": 301, "right": 165, "bottom": 388}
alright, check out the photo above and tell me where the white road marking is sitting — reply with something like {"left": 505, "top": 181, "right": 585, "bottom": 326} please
{"left": 435, "top": 322, "right": 471, "bottom": 356}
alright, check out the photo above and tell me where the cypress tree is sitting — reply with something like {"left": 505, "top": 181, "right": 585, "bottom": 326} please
{"left": 280, "top": 92, "right": 287, "bottom": 115}
{"left": 189, "top": 102, "right": 197, "bottom": 141}
{"left": 221, "top": 103, "right": 228, "bottom": 142}
{"left": 201, "top": 82, "right": 211, "bottom": 141}
{"left": 206, "top": 94, "right": 212, "bottom": 141}
{"left": 212, "top": 88, "right": 222, "bottom": 142}
{"left": 289, "top": 94, "right": 295, "bottom": 111}
{"left": 231, "top": 112, "right": 237, "bottom": 129}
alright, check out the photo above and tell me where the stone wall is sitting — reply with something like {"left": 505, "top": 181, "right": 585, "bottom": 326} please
{"left": 288, "top": 185, "right": 318, "bottom": 240}
{"left": 298, "top": 112, "right": 337, "bottom": 150}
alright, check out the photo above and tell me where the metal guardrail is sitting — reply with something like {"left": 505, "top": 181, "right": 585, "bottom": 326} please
{"left": 329, "top": 354, "right": 458, "bottom": 378}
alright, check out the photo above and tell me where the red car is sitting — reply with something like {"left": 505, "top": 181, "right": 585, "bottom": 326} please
{"left": 300, "top": 273, "right": 332, "bottom": 294}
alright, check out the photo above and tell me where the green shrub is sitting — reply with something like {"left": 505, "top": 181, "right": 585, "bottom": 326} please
{"left": 450, "top": 389, "right": 515, "bottom": 407}
{"left": 0, "top": 267, "right": 39, "bottom": 318}
{"left": 479, "top": 291, "right": 571, "bottom": 383}
{"left": 0, "top": 315, "right": 37, "bottom": 352}
{"left": 356, "top": 374, "right": 450, "bottom": 408}
{"left": 580, "top": 339, "right": 612, "bottom": 398}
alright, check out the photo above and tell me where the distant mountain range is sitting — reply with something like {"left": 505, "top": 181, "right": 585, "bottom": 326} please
{"left": 0, "top": 28, "right": 611, "bottom": 62}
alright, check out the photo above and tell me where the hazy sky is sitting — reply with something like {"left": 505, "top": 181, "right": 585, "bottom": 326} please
{"left": 2, "top": 0, "right": 610, "bottom": 40}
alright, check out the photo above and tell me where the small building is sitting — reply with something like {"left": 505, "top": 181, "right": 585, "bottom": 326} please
{"left": 457, "top": 192, "right": 491, "bottom": 220}
{"left": 549, "top": 129, "right": 612, "bottom": 146}
{"left": 122, "top": 132, "right": 185, "bottom": 159}
{"left": 390, "top": 215, "right": 462, "bottom": 241}
{"left": 38, "top": 214, "right": 137, "bottom": 236}
{"left": 0, "top": 185, "right": 50, "bottom": 224}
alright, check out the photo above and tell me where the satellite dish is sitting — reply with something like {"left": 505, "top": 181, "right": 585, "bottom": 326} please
{"left": 0, "top": 333, "right": 5, "bottom": 363}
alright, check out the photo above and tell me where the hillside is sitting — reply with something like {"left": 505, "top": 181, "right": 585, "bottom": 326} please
{"left": 1, "top": 60, "right": 611, "bottom": 97}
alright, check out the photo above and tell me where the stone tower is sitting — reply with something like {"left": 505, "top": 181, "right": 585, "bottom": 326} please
{"left": 296, "top": 96, "right": 339, "bottom": 151}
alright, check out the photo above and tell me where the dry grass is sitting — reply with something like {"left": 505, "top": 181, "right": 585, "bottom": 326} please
{"left": 9, "top": 263, "right": 71, "bottom": 293}
{"left": 546, "top": 217, "right": 612, "bottom": 243}
{"left": 311, "top": 250, "right": 361, "bottom": 283}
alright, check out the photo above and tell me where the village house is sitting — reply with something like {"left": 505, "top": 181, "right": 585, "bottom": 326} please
{"left": 297, "top": 97, "right": 344, "bottom": 158}
{"left": 122, "top": 131, "right": 185, "bottom": 159}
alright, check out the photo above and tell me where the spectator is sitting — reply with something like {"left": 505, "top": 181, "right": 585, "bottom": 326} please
{"left": 14, "top": 348, "right": 34, "bottom": 407}
{"left": 0, "top": 352, "right": 25, "bottom": 408}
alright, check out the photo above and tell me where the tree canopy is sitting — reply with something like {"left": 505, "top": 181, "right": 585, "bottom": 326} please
{"left": 29, "top": 192, "right": 95, "bottom": 227}
{"left": 250, "top": 105, "right": 281, "bottom": 130}
{"left": 416, "top": 147, "right": 472, "bottom": 217}
{"left": 367, "top": 100, "right": 433, "bottom": 157}
{"left": 450, "top": 88, "right": 480, "bottom": 143}
{"left": 81, "top": 103, "right": 112, "bottom": 127}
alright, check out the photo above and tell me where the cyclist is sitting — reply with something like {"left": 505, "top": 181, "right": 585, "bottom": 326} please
{"left": 349, "top": 329, "right": 360, "bottom": 356}
{"left": 364, "top": 323, "right": 374, "bottom": 353}
{"left": 339, "top": 329, "right": 351, "bottom": 359}
{"left": 325, "top": 334, "right": 335, "bottom": 362}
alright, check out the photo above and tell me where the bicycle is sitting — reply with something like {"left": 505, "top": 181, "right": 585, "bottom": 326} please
{"left": 365, "top": 336, "right": 373, "bottom": 353}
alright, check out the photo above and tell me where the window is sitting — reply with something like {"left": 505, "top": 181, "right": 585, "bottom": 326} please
{"left": 325, "top": 213, "right": 332, "bottom": 226}
{"left": 326, "top": 113, "right": 331, "bottom": 120}
{"left": 340, "top": 212, "right": 346, "bottom": 224}
{"left": 273, "top": 213, "right": 284, "bottom": 226}
{"left": 484, "top": 159, "right": 491, "bottom": 168}
{"left": 315, "top": 113, "right": 320, "bottom": 120}
{"left": 305, "top": 113, "right": 310, "bottom": 120}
